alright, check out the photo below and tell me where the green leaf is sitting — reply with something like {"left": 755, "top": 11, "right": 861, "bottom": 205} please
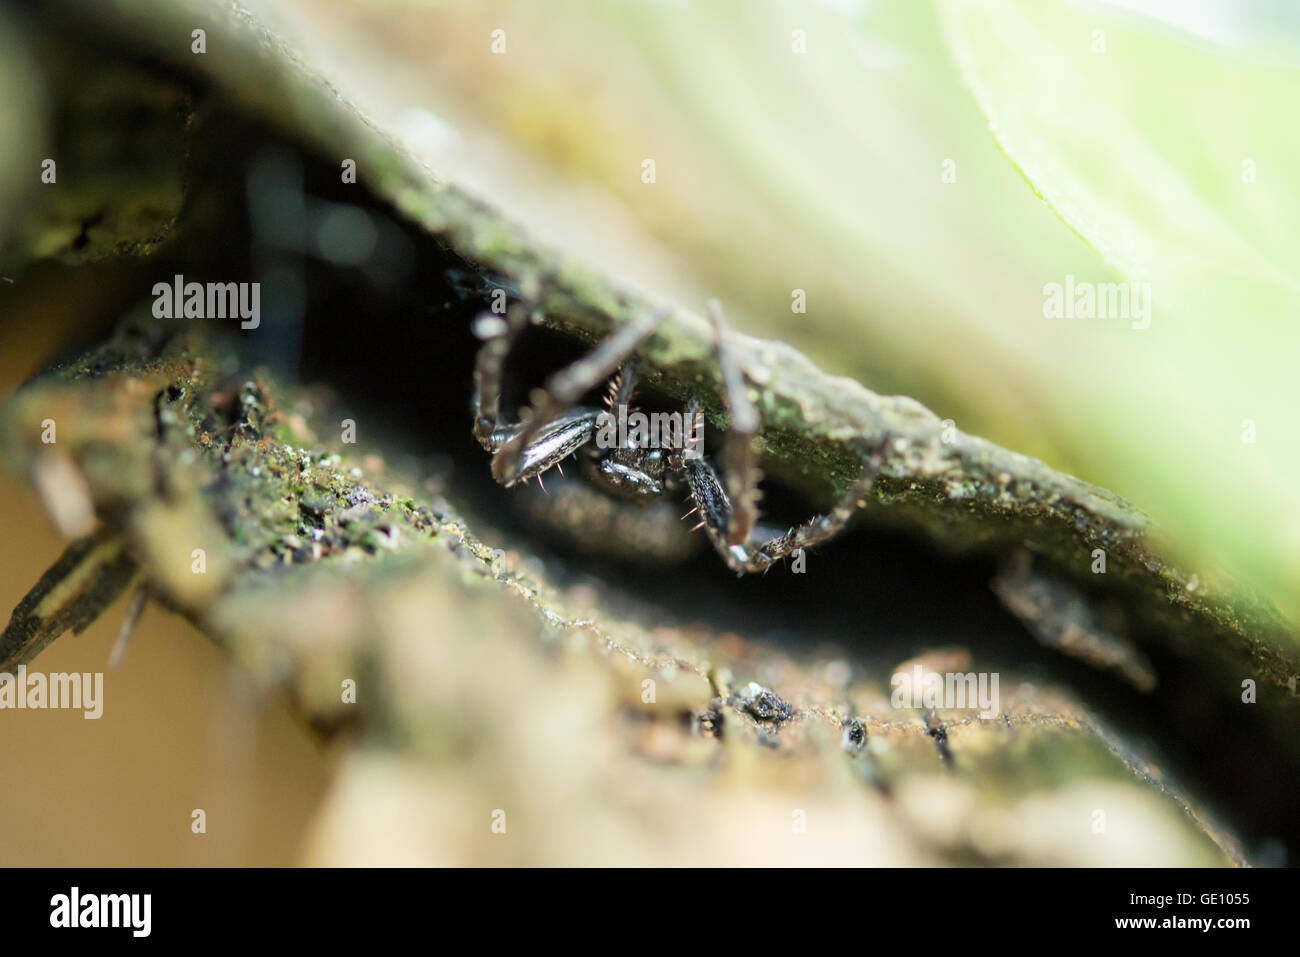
{"left": 940, "top": 0, "right": 1300, "bottom": 624}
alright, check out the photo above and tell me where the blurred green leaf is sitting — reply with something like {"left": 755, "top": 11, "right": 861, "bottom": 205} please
{"left": 940, "top": 0, "right": 1300, "bottom": 622}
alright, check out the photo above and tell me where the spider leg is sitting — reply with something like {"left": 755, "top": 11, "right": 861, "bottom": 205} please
{"left": 492, "top": 307, "right": 669, "bottom": 485}
{"left": 683, "top": 440, "right": 883, "bottom": 575}
{"left": 471, "top": 305, "right": 529, "bottom": 452}
{"left": 738, "top": 450, "right": 884, "bottom": 573}
{"left": 680, "top": 451, "right": 743, "bottom": 560}
{"left": 706, "top": 300, "right": 760, "bottom": 547}
{"left": 503, "top": 407, "right": 602, "bottom": 487}
{"left": 679, "top": 450, "right": 776, "bottom": 573}
{"left": 472, "top": 303, "right": 601, "bottom": 486}
{"left": 607, "top": 360, "right": 639, "bottom": 412}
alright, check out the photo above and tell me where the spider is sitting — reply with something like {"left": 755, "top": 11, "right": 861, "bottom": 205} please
{"left": 471, "top": 300, "right": 881, "bottom": 574}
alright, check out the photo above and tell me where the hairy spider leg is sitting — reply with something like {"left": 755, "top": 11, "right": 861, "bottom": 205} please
{"left": 504, "top": 407, "right": 603, "bottom": 487}
{"left": 606, "top": 360, "right": 639, "bottom": 412}
{"left": 471, "top": 304, "right": 530, "bottom": 452}
{"left": 705, "top": 300, "right": 761, "bottom": 547}
{"left": 687, "top": 448, "right": 883, "bottom": 575}
{"left": 491, "top": 307, "right": 669, "bottom": 486}
{"left": 680, "top": 393, "right": 885, "bottom": 575}
{"left": 729, "top": 450, "right": 884, "bottom": 574}
{"left": 472, "top": 305, "right": 600, "bottom": 486}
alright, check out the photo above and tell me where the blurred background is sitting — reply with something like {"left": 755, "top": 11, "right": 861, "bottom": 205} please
{"left": 1, "top": 0, "right": 1297, "bottom": 865}
{"left": 0, "top": 279, "right": 330, "bottom": 863}
{"left": 0, "top": 505, "right": 332, "bottom": 866}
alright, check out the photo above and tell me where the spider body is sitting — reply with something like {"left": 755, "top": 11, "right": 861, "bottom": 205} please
{"left": 586, "top": 446, "right": 668, "bottom": 500}
{"left": 471, "top": 302, "right": 880, "bottom": 574}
